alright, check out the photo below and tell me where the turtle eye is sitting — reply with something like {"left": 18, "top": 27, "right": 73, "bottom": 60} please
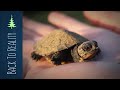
{"left": 92, "top": 41, "right": 98, "bottom": 47}
{"left": 82, "top": 43, "right": 92, "bottom": 51}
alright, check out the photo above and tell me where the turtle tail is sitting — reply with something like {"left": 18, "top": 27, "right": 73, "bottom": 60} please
{"left": 31, "top": 51, "right": 42, "bottom": 61}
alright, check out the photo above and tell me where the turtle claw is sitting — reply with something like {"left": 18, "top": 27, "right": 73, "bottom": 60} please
{"left": 47, "top": 59, "right": 53, "bottom": 64}
{"left": 79, "top": 58, "right": 84, "bottom": 62}
{"left": 61, "top": 62, "right": 65, "bottom": 65}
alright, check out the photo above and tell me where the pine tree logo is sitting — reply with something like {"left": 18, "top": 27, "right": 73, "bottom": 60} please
{"left": 8, "top": 15, "right": 16, "bottom": 29}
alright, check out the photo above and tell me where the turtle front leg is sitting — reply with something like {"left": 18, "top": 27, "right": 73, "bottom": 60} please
{"left": 51, "top": 52, "right": 65, "bottom": 65}
{"left": 31, "top": 51, "right": 43, "bottom": 61}
{"left": 51, "top": 52, "right": 64, "bottom": 65}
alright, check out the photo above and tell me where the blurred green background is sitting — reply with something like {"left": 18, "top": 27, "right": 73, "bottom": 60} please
{"left": 24, "top": 11, "right": 90, "bottom": 25}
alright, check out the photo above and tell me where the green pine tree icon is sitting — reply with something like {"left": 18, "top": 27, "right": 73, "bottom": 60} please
{"left": 8, "top": 15, "right": 16, "bottom": 29}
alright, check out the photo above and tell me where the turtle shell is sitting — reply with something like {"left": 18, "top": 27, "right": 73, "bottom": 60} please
{"left": 34, "top": 29, "right": 88, "bottom": 56}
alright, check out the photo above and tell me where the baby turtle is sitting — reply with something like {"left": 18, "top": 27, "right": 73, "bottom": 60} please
{"left": 31, "top": 29, "right": 100, "bottom": 65}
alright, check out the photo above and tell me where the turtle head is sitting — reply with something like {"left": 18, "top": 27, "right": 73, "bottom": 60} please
{"left": 77, "top": 40, "right": 100, "bottom": 60}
